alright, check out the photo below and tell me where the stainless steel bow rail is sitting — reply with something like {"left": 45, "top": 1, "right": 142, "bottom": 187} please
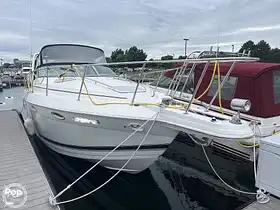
{"left": 108, "top": 57, "right": 258, "bottom": 111}
{"left": 30, "top": 56, "right": 259, "bottom": 112}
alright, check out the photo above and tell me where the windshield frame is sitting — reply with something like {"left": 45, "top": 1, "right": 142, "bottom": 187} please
{"left": 37, "top": 44, "right": 106, "bottom": 68}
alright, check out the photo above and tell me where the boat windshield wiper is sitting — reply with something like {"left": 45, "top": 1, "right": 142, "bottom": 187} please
{"left": 58, "top": 67, "right": 76, "bottom": 78}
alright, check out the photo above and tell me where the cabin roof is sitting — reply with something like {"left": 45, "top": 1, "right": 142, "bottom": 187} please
{"left": 166, "top": 62, "right": 280, "bottom": 79}
{"left": 205, "top": 62, "right": 280, "bottom": 78}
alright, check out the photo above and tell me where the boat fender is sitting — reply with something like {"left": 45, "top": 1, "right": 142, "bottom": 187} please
{"left": 237, "top": 138, "right": 259, "bottom": 147}
{"left": 24, "top": 118, "right": 35, "bottom": 136}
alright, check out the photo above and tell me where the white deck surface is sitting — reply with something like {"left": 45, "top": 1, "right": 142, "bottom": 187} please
{"left": 0, "top": 110, "right": 59, "bottom": 209}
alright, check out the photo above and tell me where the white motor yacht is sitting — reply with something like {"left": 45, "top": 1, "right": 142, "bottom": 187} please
{"left": 25, "top": 44, "right": 257, "bottom": 173}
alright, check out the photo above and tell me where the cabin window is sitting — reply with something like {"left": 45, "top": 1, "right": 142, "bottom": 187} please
{"left": 273, "top": 71, "right": 280, "bottom": 104}
{"left": 207, "top": 76, "right": 238, "bottom": 100}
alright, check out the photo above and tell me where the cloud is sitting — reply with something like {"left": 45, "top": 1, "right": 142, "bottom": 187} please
{"left": 0, "top": 32, "right": 30, "bottom": 60}
{"left": 0, "top": 0, "right": 279, "bottom": 61}
{"left": 0, "top": 32, "right": 28, "bottom": 42}
{"left": 223, "top": 24, "right": 280, "bottom": 36}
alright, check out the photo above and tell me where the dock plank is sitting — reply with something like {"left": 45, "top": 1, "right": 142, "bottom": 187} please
{"left": 242, "top": 196, "right": 280, "bottom": 210}
{"left": 0, "top": 110, "right": 59, "bottom": 210}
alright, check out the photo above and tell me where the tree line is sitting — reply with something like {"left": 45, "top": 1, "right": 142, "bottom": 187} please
{"left": 239, "top": 40, "right": 280, "bottom": 63}
{"left": 110, "top": 40, "right": 280, "bottom": 64}
{"left": 108, "top": 46, "right": 147, "bottom": 63}
{"left": 2, "top": 40, "right": 279, "bottom": 69}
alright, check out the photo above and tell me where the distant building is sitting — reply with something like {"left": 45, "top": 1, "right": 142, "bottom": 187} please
{"left": 0, "top": 59, "right": 31, "bottom": 73}
{"left": 14, "top": 59, "right": 31, "bottom": 68}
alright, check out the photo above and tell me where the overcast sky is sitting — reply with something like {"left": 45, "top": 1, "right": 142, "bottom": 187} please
{"left": 0, "top": 0, "right": 280, "bottom": 62}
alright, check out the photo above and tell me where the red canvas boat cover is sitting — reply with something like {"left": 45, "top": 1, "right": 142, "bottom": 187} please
{"left": 194, "top": 62, "right": 280, "bottom": 118}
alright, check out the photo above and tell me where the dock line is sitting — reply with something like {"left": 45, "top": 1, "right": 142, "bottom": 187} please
{"left": 187, "top": 132, "right": 270, "bottom": 204}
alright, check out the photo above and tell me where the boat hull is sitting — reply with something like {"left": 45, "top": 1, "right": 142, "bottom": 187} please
{"left": 28, "top": 103, "right": 178, "bottom": 173}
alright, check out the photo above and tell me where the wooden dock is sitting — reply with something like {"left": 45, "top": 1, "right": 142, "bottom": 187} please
{"left": 0, "top": 110, "right": 60, "bottom": 210}
{"left": 242, "top": 196, "right": 280, "bottom": 210}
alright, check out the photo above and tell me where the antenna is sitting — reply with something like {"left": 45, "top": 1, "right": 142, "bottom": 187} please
{"left": 216, "top": 23, "right": 221, "bottom": 58}
{"left": 216, "top": 46, "right": 220, "bottom": 58}
{"left": 29, "top": 0, "right": 33, "bottom": 63}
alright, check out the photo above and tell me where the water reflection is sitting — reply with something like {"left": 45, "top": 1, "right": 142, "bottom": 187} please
{"left": 32, "top": 132, "right": 255, "bottom": 210}
{"left": 32, "top": 136, "right": 171, "bottom": 210}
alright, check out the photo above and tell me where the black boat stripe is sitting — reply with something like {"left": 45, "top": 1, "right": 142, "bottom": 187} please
{"left": 40, "top": 135, "right": 170, "bottom": 150}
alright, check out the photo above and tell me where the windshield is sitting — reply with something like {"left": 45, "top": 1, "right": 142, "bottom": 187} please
{"left": 40, "top": 45, "right": 106, "bottom": 65}
{"left": 36, "top": 64, "right": 116, "bottom": 78}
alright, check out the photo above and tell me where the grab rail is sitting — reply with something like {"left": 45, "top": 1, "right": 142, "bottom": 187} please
{"left": 46, "top": 67, "right": 49, "bottom": 96}
{"left": 206, "top": 61, "right": 237, "bottom": 111}
{"left": 31, "top": 53, "right": 39, "bottom": 93}
{"left": 186, "top": 61, "right": 210, "bottom": 112}
{"left": 93, "top": 57, "right": 259, "bottom": 66}
{"left": 131, "top": 63, "right": 146, "bottom": 105}
{"left": 77, "top": 67, "right": 87, "bottom": 101}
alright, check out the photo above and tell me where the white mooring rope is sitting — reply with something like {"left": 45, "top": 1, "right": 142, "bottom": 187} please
{"left": 49, "top": 110, "right": 160, "bottom": 206}
{"left": 187, "top": 132, "right": 270, "bottom": 204}
{"left": 253, "top": 123, "right": 257, "bottom": 180}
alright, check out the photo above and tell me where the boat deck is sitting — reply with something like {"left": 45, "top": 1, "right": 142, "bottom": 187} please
{"left": 0, "top": 110, "right": 59, "bottom": 210}
{"left": 242, "top": 196, "right": 280, "bottom": 210}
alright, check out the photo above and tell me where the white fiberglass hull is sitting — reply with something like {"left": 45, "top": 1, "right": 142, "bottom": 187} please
{"left": 28, "top": 103, "right": 178, "bottom": 173}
